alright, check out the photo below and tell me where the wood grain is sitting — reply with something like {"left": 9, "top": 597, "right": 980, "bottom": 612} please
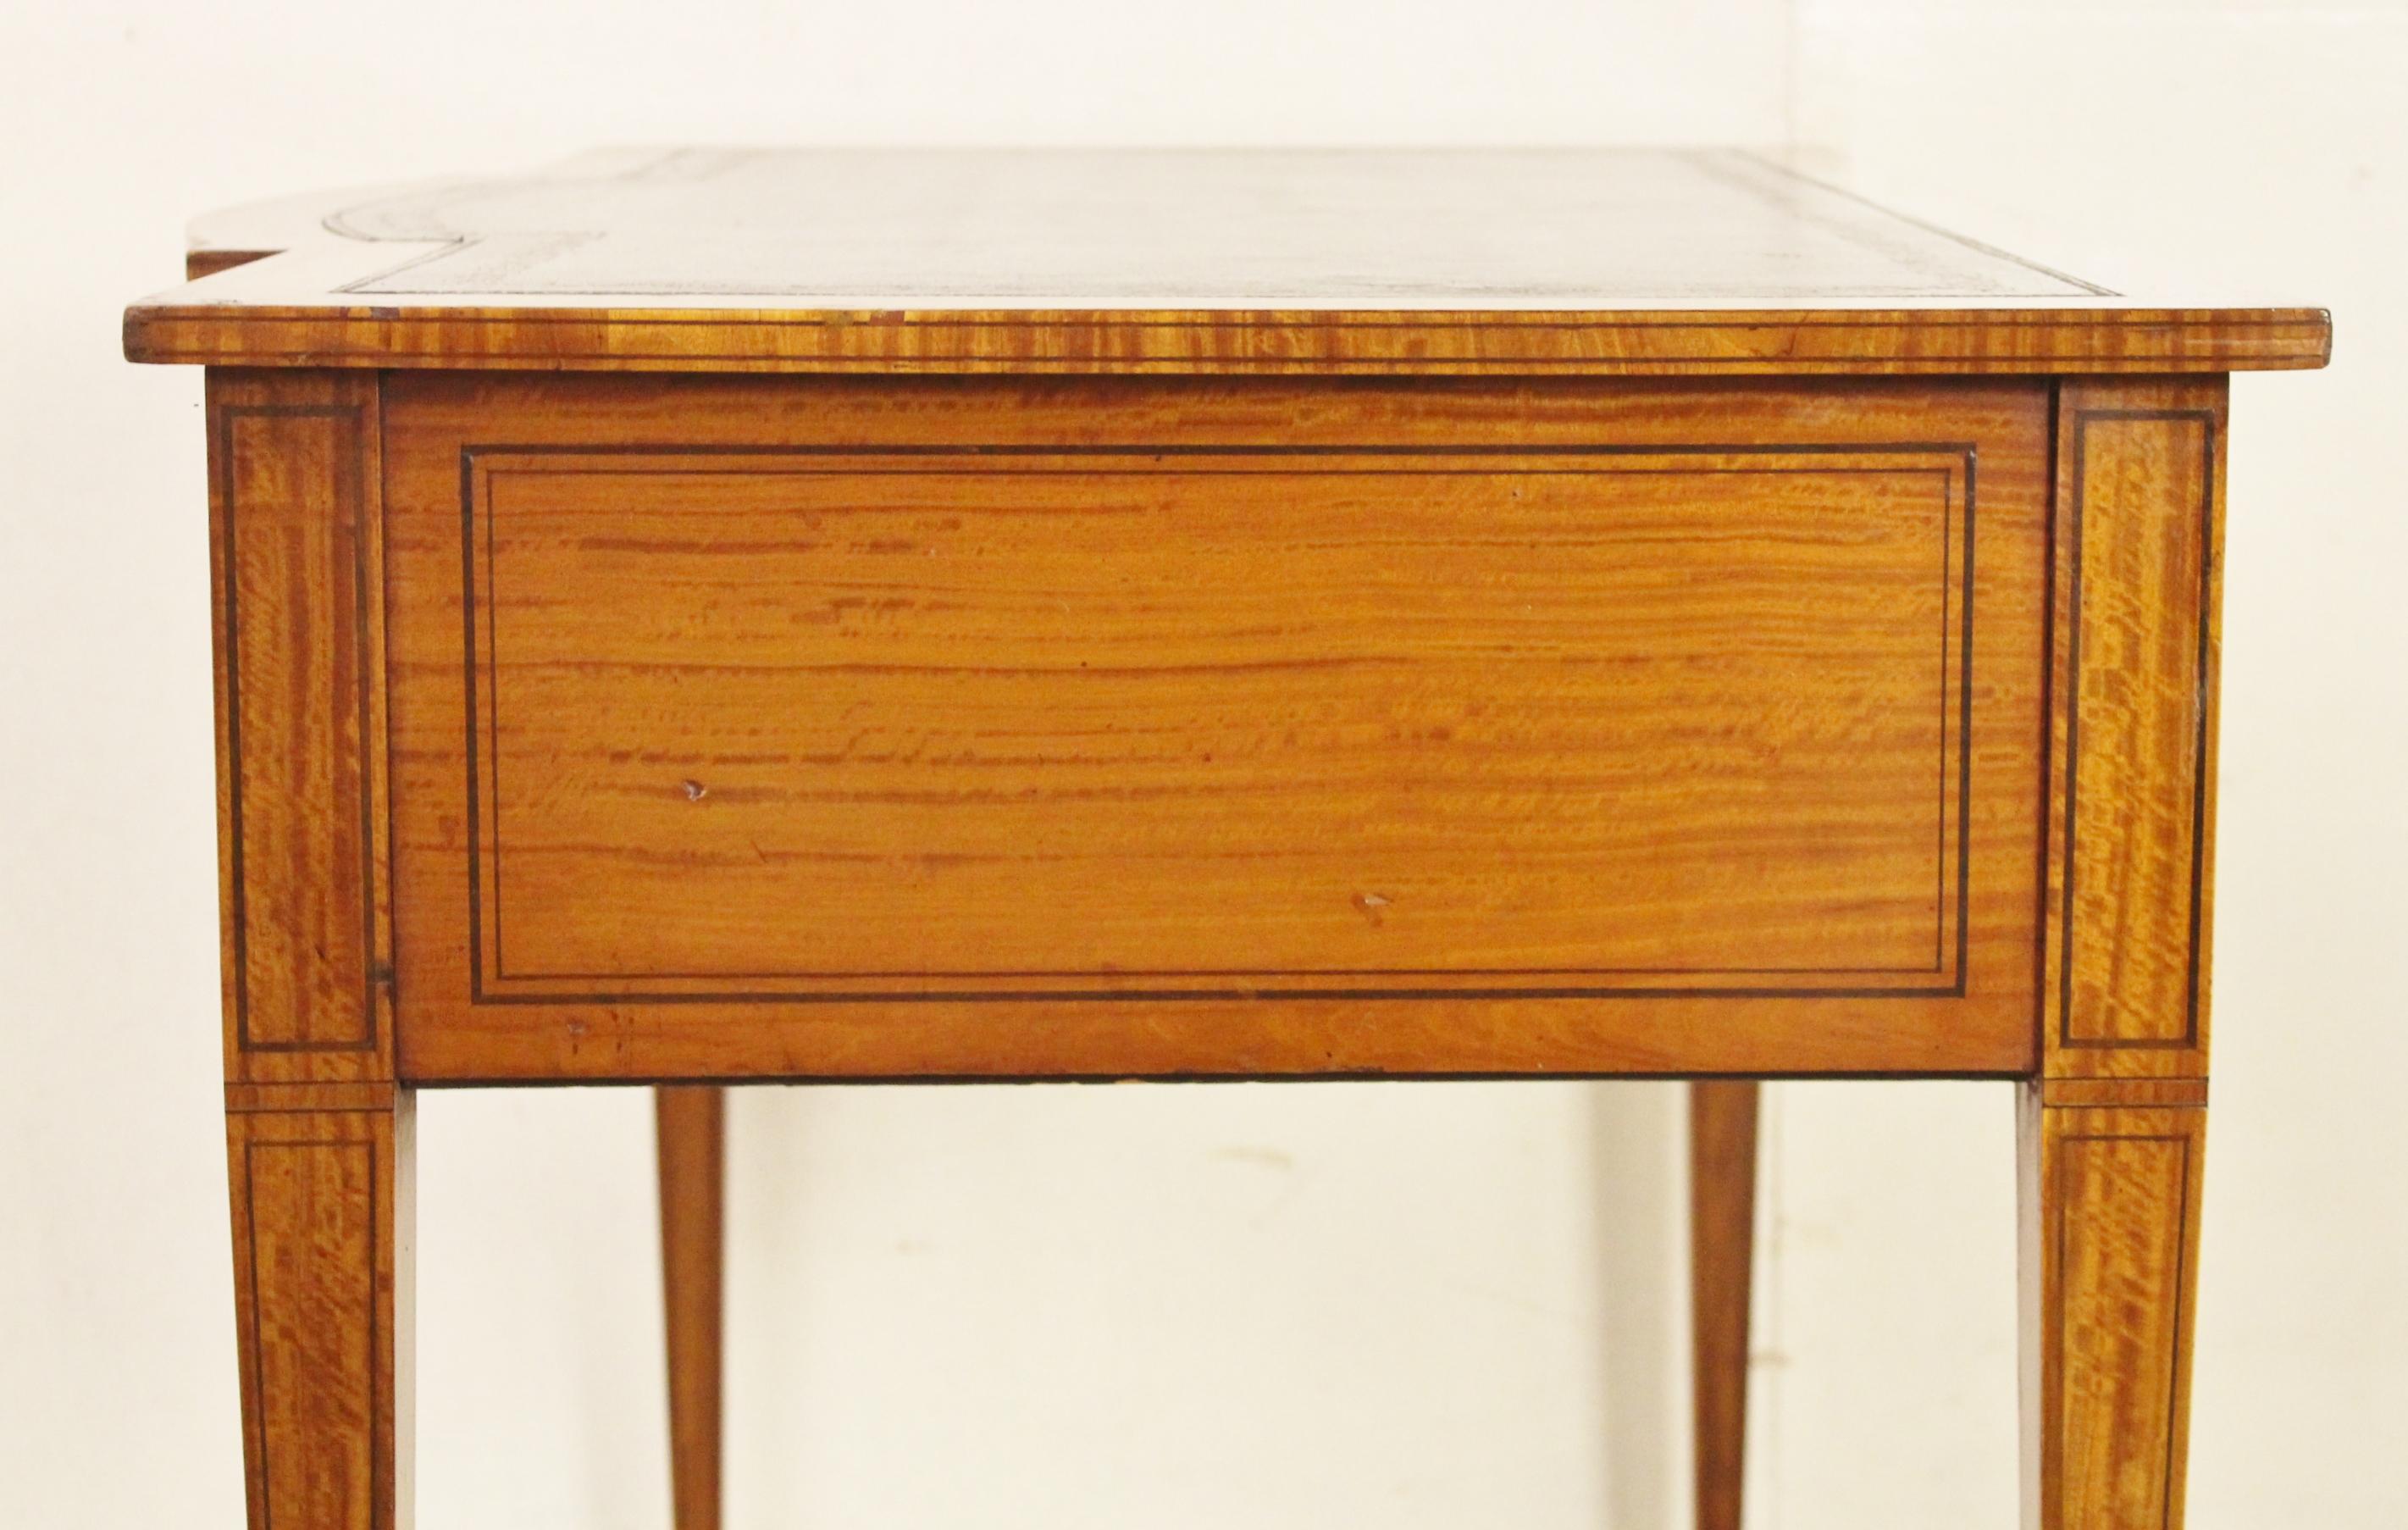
{"left": 2021, "top": 1087, "right": 2206, "bottom": 1529}
{"left": 208, "top": 370, "right": 393, "bottom": 1086}
{"left": 381, "top": 374, "right": 2051, "bottom": 1082}
{"left": 2045, "top": 380, "right": 2226, "bottom": 1081}
{"left": 656, "top": 1087, "right": 726, "bottom": 1530}
{"left": 468, "top": 449, "right": 1961, "bottom": 990}
{"left": 225, "top": 1096, "right": 413, "bottom": 1530}
{"left": 124, "top": 149, "right": 2330, "bottom": 376}
{"left": 127, "top": 306, "right": 2331, "bottom": 378}
{"left": 1690, "top": 1080, "right": 1759, "bottom": 1530}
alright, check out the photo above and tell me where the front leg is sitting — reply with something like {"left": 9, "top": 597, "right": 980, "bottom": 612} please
{"left": 2025, "top": 378, "right": 2227, "bottom": 1527}
{"left": 206, "top": 369, "right": 407, "bottom": 1527}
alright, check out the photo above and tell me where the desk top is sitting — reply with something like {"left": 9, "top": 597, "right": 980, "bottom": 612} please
{"left": 124, "top": 147, "right": 2328, "bottom": 375}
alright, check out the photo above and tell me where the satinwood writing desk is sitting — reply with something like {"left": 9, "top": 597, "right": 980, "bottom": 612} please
{"left": 123, "top": 148, "right": 2328, "bottom": 1530}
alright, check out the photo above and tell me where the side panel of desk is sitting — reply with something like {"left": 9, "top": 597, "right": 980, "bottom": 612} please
{"left": 377, "top": 374, "right": 2052, "bottom": 1082}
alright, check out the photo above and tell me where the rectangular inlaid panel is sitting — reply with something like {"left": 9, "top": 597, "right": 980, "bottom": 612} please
{"left": 2045, "top": 380, "right": 2226, "bottom": 1078}
{"left": 208, "top": 371, "right": 393, "bottom": 1084}
{"left": 465, "top": 447, "right": 1968, "bottom": 996}
{"left": 385, "top": 376, "right": 2047, "bottom": 1079}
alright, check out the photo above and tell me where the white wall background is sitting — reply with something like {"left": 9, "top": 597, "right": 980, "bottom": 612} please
{"left": 1, "top": 3, "right": 2397, "bottom": 1527}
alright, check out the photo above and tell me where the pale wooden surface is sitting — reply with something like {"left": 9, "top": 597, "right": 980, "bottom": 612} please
{"left": 122, "top": 148, "right": 2328, "bottom": 374}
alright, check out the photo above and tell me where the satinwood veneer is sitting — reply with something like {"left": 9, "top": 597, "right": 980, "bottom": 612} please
{"left": 130, "top": 147, "right": 2324, "bottom": 1529}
